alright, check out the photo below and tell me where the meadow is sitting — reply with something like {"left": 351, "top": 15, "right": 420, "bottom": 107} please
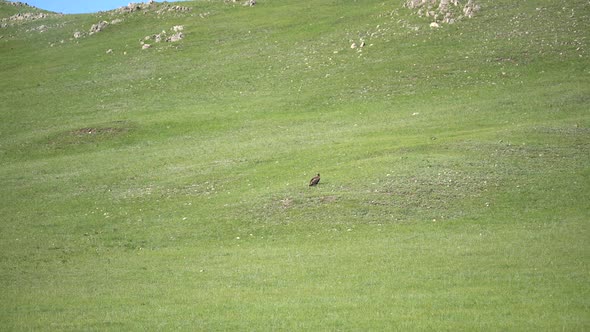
{"left": 0, "top": 0, "right": 589, "bottom": 330}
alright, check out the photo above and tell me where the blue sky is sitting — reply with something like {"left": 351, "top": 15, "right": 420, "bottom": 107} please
{"left": 23, "top": 0, "right": 179, "bottom": 14}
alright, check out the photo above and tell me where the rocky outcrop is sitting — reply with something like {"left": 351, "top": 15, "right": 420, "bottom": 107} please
{"left": 7, "top": 1, "right": 33, "bottom": 8}
{"left": 114, "top": 1, "right": 156, "bottom": 14}
{"left": 405, "top": 0, "right": 480, "bottom": 25}
{"left": 89, "top": 21, "right": 108, "bottom": 35}
{"left": 3, "top": 12, "right": 49, "bottom": 21}
{"left": 140, "top": 25, "right": 185, "bottom": 49}
{"left": 155, "top": 5, "right": 192, "bottom": 15}
{"left": 225, "top": 0, "right": 257, "bottom": 5}
{"left": 166, "top": 32, "right": 183, "bottom": 42}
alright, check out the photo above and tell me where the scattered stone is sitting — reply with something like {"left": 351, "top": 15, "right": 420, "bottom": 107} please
{"left": 25, "top": 24, "right": 48, "bottom": 33}
{"left": 142, "top": 44, "right": 151, "bottom": 50}
{"left": 351, "top": 42, "right": 357, "bottom": 49}
{"left": 430, "top": 22, "right": 440, "bottom": 28}
{"left": 243, "top": 0, "right": 256, "bottom": 6}
{"left": 172, "top": 25, "right": 184, "bottom": 32}
{"left": 106, "top": 48, "right": 113, "bottom": 54}
{"left": 73, "top": 31, "right": 83, "bottom": 39}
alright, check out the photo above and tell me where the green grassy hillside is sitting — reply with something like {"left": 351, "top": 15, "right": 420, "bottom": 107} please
{"left": 1, "top": 0, "right": 589, "bottom": 330}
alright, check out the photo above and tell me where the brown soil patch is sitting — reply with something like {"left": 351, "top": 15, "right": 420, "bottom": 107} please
{"left": 71, "top": 127, "right": 126, "bottom": 135}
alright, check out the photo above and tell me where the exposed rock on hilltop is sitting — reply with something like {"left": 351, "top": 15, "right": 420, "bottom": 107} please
{"left": 114, "top": 0, "right": 156, "bottom": 14}
{"left": 1, "top": 0, "right": 201, "bottom": 53}
{"left": 1, "top": 1, "right": 60, "bottom": 24}
{"left": 2, "top": 0, "right": 57, "bottom": 14}
{"left": 7, "top": 1, "right": 33, "bottom": 8}
{"left": 4, "top": 12, "right": 48, "bottom": 21}
{"left": 1, "top": 12, "right": 62, "bottom": 28}
{"left": 106, "top": 1, "right": 192, "bottom": 16}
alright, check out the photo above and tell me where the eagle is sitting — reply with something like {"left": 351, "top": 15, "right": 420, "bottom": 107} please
{"left": 309, "top": 173, "right": 320, "bottom": 186}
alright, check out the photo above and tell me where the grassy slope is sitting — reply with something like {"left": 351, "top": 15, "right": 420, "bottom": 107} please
{"left": 1, "top": 0, "right": 589, "bottom": 330}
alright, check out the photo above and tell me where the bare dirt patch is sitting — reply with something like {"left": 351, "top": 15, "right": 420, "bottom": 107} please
{"left": 43, "top": 122, "right": 133, "bottom": 151}
{"left": 70, "top": 127, "right": 127, "bottom": 136}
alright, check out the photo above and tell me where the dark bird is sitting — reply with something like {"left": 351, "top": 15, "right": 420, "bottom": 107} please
{"left": 309, "top": 173, "right": 320, "bottom": 186}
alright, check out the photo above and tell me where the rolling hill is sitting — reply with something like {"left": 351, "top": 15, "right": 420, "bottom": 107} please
{"left": 1, "top": 0, "right": 589, "bottom": 329}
